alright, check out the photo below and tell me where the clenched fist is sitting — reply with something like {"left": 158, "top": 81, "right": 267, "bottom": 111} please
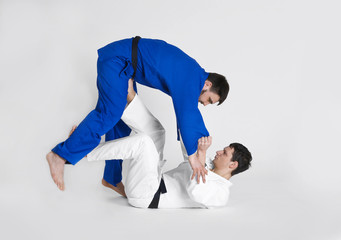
{"left": 197, "top": 136, "right": 212, "bottom": 152}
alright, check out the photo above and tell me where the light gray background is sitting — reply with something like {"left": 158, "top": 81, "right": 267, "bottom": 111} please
{"left": 1, "top": 0, "right": 340, "bottom": 239}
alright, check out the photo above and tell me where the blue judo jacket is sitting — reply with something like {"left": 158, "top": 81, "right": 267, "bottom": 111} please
{"left": 132, "top": 38, "right": 210, "bottom": 156}
{"left": 52, "top": 37, "right": 209, "bottom": 168}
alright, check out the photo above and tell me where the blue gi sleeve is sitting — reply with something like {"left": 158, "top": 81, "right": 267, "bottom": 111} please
{"left": 172, "top": 91, "right": 209, "bottom": 156}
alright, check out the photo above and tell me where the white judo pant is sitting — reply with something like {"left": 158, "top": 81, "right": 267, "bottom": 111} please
{"left": 87, "top": 95, "right": 165, "bottom": 208}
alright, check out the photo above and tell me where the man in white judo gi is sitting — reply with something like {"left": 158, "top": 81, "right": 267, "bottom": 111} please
{"left": 81, "top": 80, "right": 252, "bottom": 208}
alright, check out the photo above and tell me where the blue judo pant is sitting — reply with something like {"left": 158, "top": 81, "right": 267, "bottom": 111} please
{"left": 52, "top": 55, "right": 137, "bottom": 187}
{"left": 103, "top": 120, "right": 131, "bottom": 186}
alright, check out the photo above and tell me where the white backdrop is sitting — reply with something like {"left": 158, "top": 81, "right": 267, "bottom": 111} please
{"left": 1, "top": 0, "right": 340, "bottom": 240}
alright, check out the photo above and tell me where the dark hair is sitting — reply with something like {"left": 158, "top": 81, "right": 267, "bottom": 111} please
{"left": 229, "top": 143, "right": 252, "bottom": 176}
{"left": 207, "top": 73, "right": 229, "bottom": 105}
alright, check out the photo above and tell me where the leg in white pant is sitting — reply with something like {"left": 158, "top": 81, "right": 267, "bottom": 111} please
{"left": 87, "top": 95, "right": 166, "bottom": 208}
{"left": 88, "top": 133, "right": 160, "bottom": 208}
{"left": 121, "top": 95, "right": 166, "bottom": 161}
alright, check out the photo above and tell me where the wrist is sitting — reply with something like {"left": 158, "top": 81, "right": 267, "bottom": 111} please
{"left": 197, "top": 149, "right": 206, "bottom": 156}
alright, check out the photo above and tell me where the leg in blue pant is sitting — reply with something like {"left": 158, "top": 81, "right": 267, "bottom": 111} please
{"left": 47, "top": 57, "right": 134, "bottom": 190}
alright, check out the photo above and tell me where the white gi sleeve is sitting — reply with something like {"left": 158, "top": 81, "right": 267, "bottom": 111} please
{"left": 186, "top": 173, "right": 231, "bottom": 208}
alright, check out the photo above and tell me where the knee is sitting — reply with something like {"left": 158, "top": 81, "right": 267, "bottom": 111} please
{"left": 137, "top": 134, "right": 159, "bottom": 155}
{"left": 138, "top": 134, "right": 154, "bottom": 147}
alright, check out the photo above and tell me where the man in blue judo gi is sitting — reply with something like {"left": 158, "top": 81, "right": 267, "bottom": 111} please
{"left": 46, "top": 36, "right": 230, "bottom": 193}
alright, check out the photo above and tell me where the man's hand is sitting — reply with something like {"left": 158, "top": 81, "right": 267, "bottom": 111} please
{"left": 188, "top": 136, "right": 213, "bottom": 184}
{"left": 188, "top": 153, "right": 208, "bottom": 184}
{"left": 197, "top": 136, "right": 212, "bottom": 153}
{"left": 127, "top": 78, "right": 136, "bottom": 104}
{"left": 68, "top": 125, "right": 77, "bottom": 137}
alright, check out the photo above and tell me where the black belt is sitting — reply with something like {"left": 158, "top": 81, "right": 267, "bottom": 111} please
{"left": 131, "top": 36, "right": 141, "bottom": 80}
{"left": 148, "top": 178, "right": 167, "bottom": 209}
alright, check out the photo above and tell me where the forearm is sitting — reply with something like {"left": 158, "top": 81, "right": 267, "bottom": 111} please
{"left": 196, "top": 149, "right": 207, "bottom": 166}
{"left": 188, "top": 150, "right": 208, "bottom": 184}
{"left": 188, "top": 150, "right": 206, "bottom": 165}
{"left": 173, "top": 96, "right": 209, "bottom": 156}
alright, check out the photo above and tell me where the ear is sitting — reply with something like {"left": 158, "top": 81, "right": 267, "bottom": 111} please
{"left": 229, "top": 161, "right": 238, "bottom": 171}
{"left": 203, "top": 80, "right": 212, "bottom": 91}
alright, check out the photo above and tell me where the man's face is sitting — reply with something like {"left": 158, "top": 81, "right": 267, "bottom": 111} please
{"left": 198, "top": 89, "right": 220, "bottom": 106}
{"left": 213, "top": 146, "right": 235, "bottom": 168}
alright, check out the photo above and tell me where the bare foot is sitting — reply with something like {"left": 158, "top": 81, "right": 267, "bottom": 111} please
{"left": 102, "top": 179, "right": 127, "bottom": 198}
{"left": 46, "top": 151, "right": 66, "bottom": 191}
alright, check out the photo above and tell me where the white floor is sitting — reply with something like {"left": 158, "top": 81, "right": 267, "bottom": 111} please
{"left": 1, "top": 1, "right": 341, "bottom": 239}
{"left": 1, "top": 159, "right": 340, "bottom": 240}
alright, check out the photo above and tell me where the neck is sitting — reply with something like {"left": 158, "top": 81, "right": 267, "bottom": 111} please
{"left": 212, "top": 168, "right": 232, "bottom": 180}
